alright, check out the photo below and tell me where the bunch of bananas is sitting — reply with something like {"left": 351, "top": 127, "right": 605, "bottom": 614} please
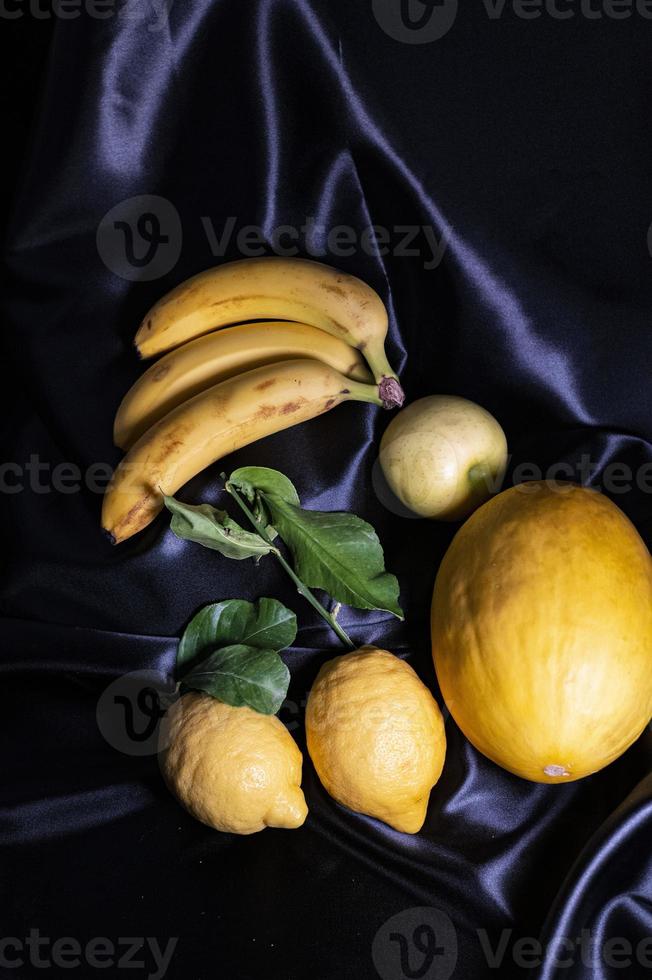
{"left": 102, "top": 257, "right": 404, "bottom": 544}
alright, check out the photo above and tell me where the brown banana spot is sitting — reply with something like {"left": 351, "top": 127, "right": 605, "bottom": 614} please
{"left": 210, "top": 294, "right": 270, "bottom": 307}
{"left": 151, "top": 363, "right": 171, "bottom": 382}
{"left": 320, "top": 283, "right": 346, "bottom": 298}
{"left": 255, "top": 404, "right": 277, "bottom": 420}
{"left": 154, "top": 431, "right": 186, "bottom": 461}
{"left": 114, "top": 495, "right": 158, "bottom": 539}
{"left": 324, "top": 398, "right": 336, "bottom": 410}
{"left": 255, "top": 378, "right": 276, "bottom": 391}
{"left": 165, "top": 436, "right": 185, "bottom": 453}
{"left": 281, "top": 401, "right": 303, "bottom": 415}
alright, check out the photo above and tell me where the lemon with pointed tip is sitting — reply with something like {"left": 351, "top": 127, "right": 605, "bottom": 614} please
{"left": 306, "top": 647, "right": 446, "bottom": 833}
{"left": 159, "top": 693, "right": 308, "bottom": 834}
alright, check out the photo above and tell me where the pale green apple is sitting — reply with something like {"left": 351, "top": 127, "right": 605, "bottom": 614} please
{"left": 379, "top": 395, "right": 508, "bottom": 520}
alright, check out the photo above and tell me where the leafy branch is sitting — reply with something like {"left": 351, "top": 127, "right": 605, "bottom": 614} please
{"left": 223, "top": 477, "right": 355, "bottom": 648}
{"left": 165, "top": 465, "right": 403, "bottom": 650}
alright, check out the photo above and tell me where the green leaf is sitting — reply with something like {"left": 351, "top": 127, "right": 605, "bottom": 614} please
{"left": 251, "top": 494, "right": 278, "bottom": 541}
{"left": 228, "top": 466, "right": 301, "bottom": 505}
{"left": 262, "top": 494, "right": 404, "bottom": 619}
{"left": 181, "top": 644, "right": 290, "bottom": 715}
{"left": 164, "top": 495, "right": 273, "bottom": 560}
{"left": 177, "top": 598, "right": 297, "bottom": 675}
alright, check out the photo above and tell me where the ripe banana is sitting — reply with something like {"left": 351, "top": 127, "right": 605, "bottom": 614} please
{"left": 134, "top": 257, "right": 404, "bottom": 408}
{"left": 103, "top": 359, "right": 385, "bottom": 544}
{"left": 114, "top": 321, "right": 373, "bottom": 450}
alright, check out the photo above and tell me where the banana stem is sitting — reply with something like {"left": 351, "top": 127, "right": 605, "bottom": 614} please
{"left": 344, "top": 379, "right": 385, "bottom": 407}
{"left": 345, "top": 377, "right": 403, "bottom": 412}
{"left": 359, "top": 341, "right": 405, "bottom": 409}
{"left": 224, "top": 480, "right": 355, "bottom": 650}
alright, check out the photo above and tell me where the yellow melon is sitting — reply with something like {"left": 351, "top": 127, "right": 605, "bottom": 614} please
{"left": 431, "top": 482, "right": 652, "bottom": 783}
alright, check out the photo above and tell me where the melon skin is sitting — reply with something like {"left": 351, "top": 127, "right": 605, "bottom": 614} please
{"left": 431, "top": 481, "right": 652, "bottom": 783}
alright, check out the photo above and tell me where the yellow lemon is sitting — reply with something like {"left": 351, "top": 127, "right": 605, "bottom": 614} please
{"left": 432, "top": 482, "right": 652, "bottom": 783}
{"left": 306, "top": 647, "right": 446, "bottom": 833}
{"left": 159, "top": 692, "right": 308, "bottom": 834}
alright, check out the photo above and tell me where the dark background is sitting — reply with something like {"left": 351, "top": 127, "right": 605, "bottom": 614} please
{"left": 1, "top": 11, "right": 52, "bottom": 227}
{"left": 2, "top": 3, "right": 652, "bottom": 979}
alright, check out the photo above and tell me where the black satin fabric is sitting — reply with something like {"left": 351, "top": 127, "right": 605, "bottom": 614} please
{"left": 3, "top": 4, "right": 652, "bottom": 978}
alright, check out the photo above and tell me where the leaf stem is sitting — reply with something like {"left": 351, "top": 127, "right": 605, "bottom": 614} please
{"left": 224, "top": 478, "right": 355, "bottom": 649}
